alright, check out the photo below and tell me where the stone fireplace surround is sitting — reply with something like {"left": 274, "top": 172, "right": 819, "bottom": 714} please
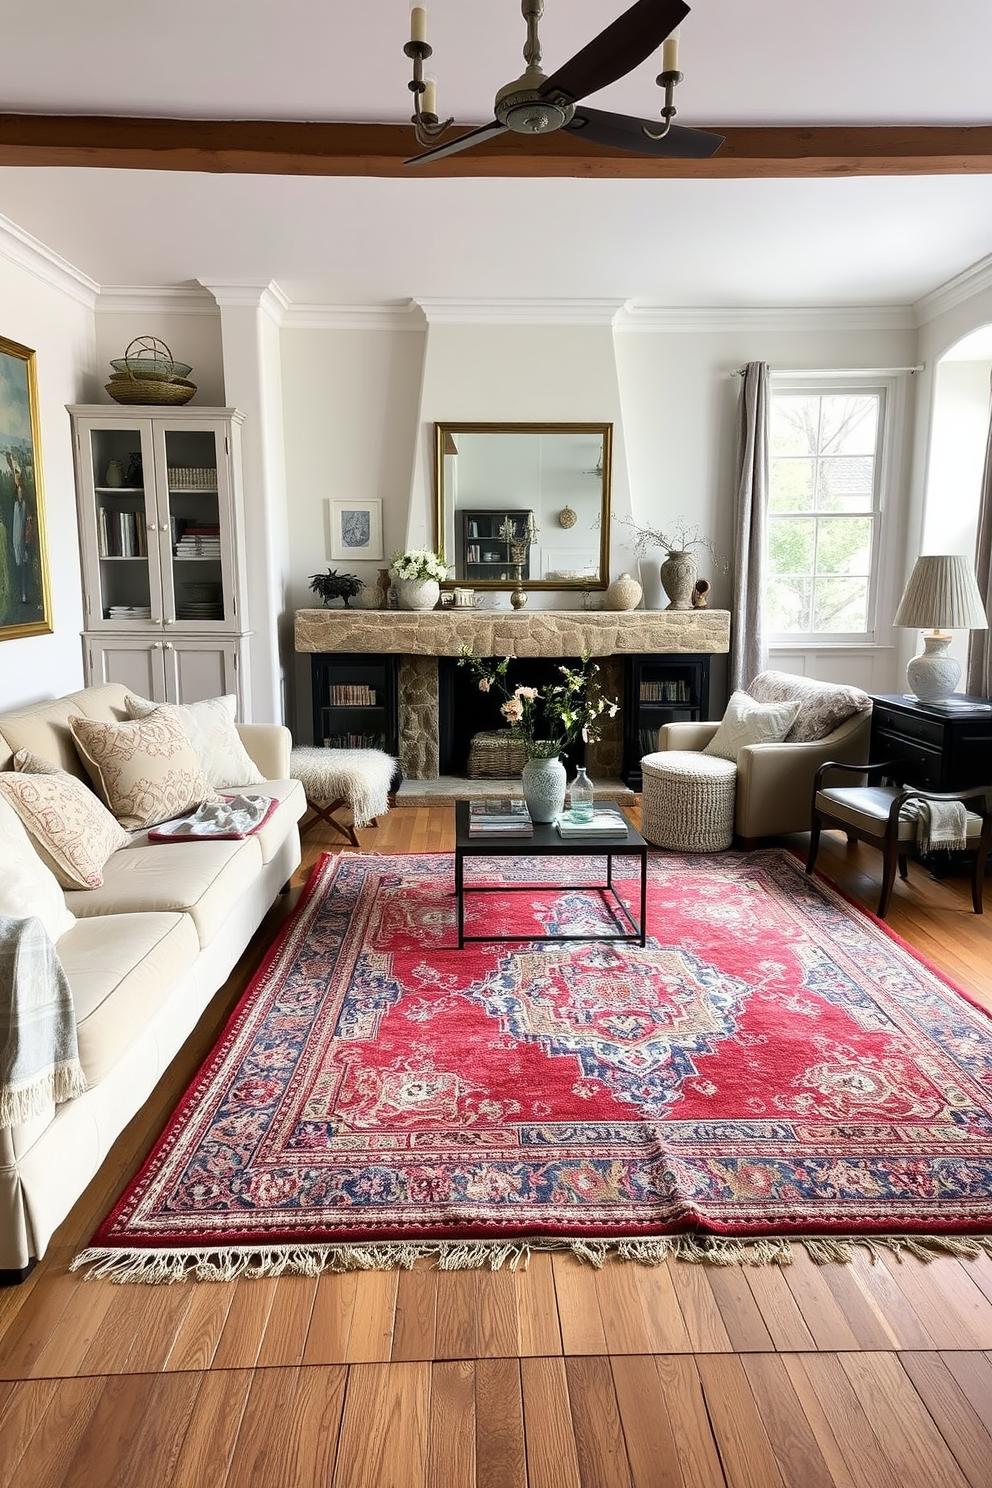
{"left": 295, "top": 609, "right": 731, "bottom": 786}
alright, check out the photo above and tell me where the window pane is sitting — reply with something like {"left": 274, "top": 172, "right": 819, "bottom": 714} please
{"left": 770, "top": 397, "right": 820, "bottom": 456}
{"left": 815, "top": 516, "right": 873, "bottom": 574}
{"left": 819, "top": 395, "right": 878, "bottom": 455}
{"left": 817, "top": 456, "right": 873, "bottom": 512}
{"left": 768, "top": 517, "right": 815, "bottom": 576}
{"left": 813, "top": 576, "right": 869, "bottom": 632}
{"left": 769, "top": 458, "right": 815, "bottom": 512}
{"left": 767, "top": 577, "right": 812, "bottom": 632}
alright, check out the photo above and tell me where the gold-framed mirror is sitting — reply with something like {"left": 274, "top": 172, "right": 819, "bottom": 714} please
{"left": 434, "top": 422, "right": 612, "bottom": 591}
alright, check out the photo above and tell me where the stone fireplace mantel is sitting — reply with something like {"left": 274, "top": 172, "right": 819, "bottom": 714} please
{"left": 294, "top": 608, "right": 730, "bottom": 782}
{"left": 294, "top": 608, "right": 730, "bottom": 658}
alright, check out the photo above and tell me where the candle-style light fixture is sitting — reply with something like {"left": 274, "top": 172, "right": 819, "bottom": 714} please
{"left": 401, "top": 1, "right": 723, "bottom": 168}
{"left": 499, "top": 513, "right": 540, "bottom": 610}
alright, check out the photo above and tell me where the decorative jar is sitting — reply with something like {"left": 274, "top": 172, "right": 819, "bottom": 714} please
{"left": 393, "top": 577, "right": 440, "bottom": 611}
{"left": 660, "top": 550, "right": 698, "bottom": 610}
{"left": 521, "top": 756, "right": 567, "bottom": 824}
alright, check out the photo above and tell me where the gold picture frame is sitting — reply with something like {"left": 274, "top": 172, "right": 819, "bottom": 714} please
{"left": 0, "top": 336, "right": 52, "bottom": 638}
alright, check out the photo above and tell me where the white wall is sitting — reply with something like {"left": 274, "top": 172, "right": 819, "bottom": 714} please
{"left": 93, "top": 305, "right": 225, "bottom": 408}
{"left": 0, "top": 250, "right": 95, "bottom": 707}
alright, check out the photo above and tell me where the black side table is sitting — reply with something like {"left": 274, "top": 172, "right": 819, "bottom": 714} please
{"left": 869, "top": 693, "right": 992, "bottom": 791}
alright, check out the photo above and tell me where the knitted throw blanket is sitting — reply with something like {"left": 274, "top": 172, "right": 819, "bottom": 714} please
{"left": 0, "top": 915, "right": 86, "bottom": 1129}
{"left": 900, "top": 796, "right": 969, "bottom": 854}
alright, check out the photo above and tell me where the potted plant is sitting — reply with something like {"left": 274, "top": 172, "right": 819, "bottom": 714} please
{"left": 387, "top": 548, "right": 449, "bottom": 610}
{"left": 307, "top": 569, "right": 364, "bottom": 608}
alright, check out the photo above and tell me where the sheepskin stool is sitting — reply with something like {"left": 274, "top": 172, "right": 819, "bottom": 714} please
{"left": 289, "top": 746, "right": 398, "bottom": 847}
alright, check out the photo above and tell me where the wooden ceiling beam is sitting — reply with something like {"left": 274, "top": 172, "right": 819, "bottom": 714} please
{"left": 1, "top": 116, "right": 991, "bottom": 178}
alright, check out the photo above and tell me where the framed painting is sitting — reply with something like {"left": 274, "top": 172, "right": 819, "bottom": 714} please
{"left": 328, "top": 498, "right": 383, "bottom": 562}
{"left": 0, "top": 336, "right": 53, "bottom": 639}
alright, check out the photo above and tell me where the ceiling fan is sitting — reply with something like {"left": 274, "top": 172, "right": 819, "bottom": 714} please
{"left": 404, "top": 0, "right": 724, "bottom": 166}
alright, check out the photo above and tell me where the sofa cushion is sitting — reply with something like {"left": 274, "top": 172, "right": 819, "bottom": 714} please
{"left": 0, "top": 795, "right": 76, "bottom": 941}
{"left": 703, "top": 690, "right": 801, "bottom": 762}
{"left": 68, "top": 709, "right": 218, "bottom": 830}
{"left": 1, "top": 751, "right": 131, "bottom": 889}
{"left": 747, "top": 671, "right": 872, "bottom": 744}
{"left": 124, "top": 693, "right": 265, "bottom": 789}
{"left": 56, "top": 911, "right": 201, "bottom": 1084}
{"left": 64, "top": 836, "right": 265, "bottom": 947}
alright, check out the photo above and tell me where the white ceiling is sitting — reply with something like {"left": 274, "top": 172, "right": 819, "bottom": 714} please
{"left": 4, "top": 0, "right": 992, "bottom": 308}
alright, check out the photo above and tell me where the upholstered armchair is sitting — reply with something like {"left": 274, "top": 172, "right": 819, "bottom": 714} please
{"left": 655, "top": 672, "right": 873, "bottom": 845}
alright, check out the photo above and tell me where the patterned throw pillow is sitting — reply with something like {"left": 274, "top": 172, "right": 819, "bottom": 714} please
{"left": 124, "top": 693, "right": 264, "bottom": 789}
{"left": 0, "top": 752, "right": 130, "bottom": 889}
{"left": 703, "top": 691, "right": 802, "bottom": 763}
{"left": 747, "top": 671, "right": 872, "bottom": 744}
{"left": 68, "top": 710, "right": 219, "bottom": 831}
{"left": 0, "top": 794, "right": 76, "bottom": 938}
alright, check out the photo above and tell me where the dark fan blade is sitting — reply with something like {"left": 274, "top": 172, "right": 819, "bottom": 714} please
{"left": 567, "top": 105, "right": 723, "bottom": 158}
{"left": 541, "top": 0, "right": 689, "bottom": 106}
{"left": 405, "top": 119, "right": 508, "bottom": 166}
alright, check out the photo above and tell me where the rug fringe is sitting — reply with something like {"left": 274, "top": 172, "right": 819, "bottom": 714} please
{"left": 68, "top": 1231, "right": 992, "bottom": 1283}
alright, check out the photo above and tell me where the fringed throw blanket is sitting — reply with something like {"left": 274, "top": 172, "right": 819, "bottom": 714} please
{"left": 900, "top": 796, "right": 969, "bottom": 853}
{"left": 0, "top": 915, "right": 86, "bottom": 1129}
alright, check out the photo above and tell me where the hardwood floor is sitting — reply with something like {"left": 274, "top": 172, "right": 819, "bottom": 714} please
{"left": 3, "top": 806, "right": 992, "bottom": 1488}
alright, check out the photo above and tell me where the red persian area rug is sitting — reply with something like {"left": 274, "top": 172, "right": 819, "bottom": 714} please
{"left": 73, "top": 849, "right": 992, "bottom": 1280}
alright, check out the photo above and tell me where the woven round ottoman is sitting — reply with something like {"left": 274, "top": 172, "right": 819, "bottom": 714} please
{"left": 640, "top": 750, "right": 738, "bottom": 852}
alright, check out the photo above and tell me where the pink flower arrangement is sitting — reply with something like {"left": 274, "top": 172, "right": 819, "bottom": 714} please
{"left": 457, "top": 646, "right": 618, "bottom": 760}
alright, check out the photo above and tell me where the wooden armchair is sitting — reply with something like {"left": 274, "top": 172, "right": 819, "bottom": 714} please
{"left": 806, "top": 758, "right": 992, "bottom": 918}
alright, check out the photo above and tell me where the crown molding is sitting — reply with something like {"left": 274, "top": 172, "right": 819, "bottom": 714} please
{"left": 280, "top": 299, "right": 425, "bottom": 331}
{"left": 0, "top": 211, "right": 97, "bottom": 308}
{"left": 616, "top": 303, "right": 917, "bottom": 332}
{"left": 914, "top": 251, "right": 992, "bottom": 326}
{"left": 96, "top": 284, "right": 219, "bottom": 315}
{"left": 198, "top": 280, "right": 290, "bottom": 324}
{"left": 415, "top": 298, "right": 626, "bottom": 326}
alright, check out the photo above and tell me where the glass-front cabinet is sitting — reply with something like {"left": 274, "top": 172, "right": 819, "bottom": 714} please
{"left": 69, "top": 406, "right": 251, "bottom": 710}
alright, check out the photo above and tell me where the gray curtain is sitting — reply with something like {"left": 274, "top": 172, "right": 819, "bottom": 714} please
{"left": 730, "top": 361, "right": 770, "bottom": 692}
{"left": 966, "top": 371, "right": 992, "bottom": 698}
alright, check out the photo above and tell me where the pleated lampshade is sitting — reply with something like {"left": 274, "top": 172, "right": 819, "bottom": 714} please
{"left": 893, "top": 554, "right": 988, "bottom": 701}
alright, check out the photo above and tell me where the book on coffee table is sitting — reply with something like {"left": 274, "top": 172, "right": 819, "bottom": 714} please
{"left": 555, "top": 806, "right": 629, "bottom": 838}
{"left": 468, "top": 797, "right": 534, "bottom": 836}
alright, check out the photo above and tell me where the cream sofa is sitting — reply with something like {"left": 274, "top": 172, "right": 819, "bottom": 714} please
{"left": 656, "top": 672, "right": 873, "bottom": 843}
{"left": 0, "top": 683, "right": 307, "bottom": 1279}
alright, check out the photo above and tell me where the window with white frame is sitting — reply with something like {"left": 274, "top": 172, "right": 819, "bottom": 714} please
{"left": 767, "top": 387, "right": 885, "bottom": 639}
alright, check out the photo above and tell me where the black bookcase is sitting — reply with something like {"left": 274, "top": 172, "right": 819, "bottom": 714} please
{"left": 310, "top": 653, "right": 399, "bottom": 755}
{"left": 622, "top": 653, "right": 711, "bottom": 789}
{"left": 459, "top": 509, "right": 533, "bottom": 582}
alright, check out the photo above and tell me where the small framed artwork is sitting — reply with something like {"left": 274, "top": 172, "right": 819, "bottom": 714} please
{"left": 0, "top": 336, "right": 53, "bottom": 639}
{"left": 328, "top": 498, "right": 383, "bottom": 562}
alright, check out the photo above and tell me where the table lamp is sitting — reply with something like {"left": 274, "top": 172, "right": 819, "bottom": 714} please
{"left": 892, "top": 553, "right": 988, "bottom": 701}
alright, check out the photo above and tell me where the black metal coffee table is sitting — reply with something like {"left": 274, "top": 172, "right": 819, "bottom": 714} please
{"left": 454, "top": 800, "right": 648, "bottom": 948}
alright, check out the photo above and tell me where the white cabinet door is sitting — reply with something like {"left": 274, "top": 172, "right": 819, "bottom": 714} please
{"left": 162, "top": 637, "right": 248, "bottom": 710}
{"left": 84, "top": 635, "right": 167, "bottom": 698}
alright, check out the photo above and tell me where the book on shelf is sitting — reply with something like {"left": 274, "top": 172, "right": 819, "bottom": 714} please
{"left": 555, "top": 807, "right": 629, "bottom": 838}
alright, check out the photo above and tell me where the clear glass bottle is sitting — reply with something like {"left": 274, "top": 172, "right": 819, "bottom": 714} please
{"left": 569, "top": 764, "right": 595, "bottom": 822}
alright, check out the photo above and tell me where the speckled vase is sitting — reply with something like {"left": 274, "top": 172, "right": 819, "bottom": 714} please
{"left": 521, "top": 756, "right": 567, "bottom": 824}
{"left": 393, "top": 577, "right": 440, "bottom": 611}
{"left": 660, "top": 550, "right": 698, "bottom": 611}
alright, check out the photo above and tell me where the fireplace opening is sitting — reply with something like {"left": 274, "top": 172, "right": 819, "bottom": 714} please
{"left": 438, "top": 656, "right": 590, "bottom": 777}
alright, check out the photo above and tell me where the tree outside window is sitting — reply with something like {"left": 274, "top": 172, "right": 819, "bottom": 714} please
{"left": 767, "top": 390, "right": 884, "bottom": 638}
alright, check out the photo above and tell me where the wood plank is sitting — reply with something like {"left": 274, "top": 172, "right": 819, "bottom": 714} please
{"left": 76, "top": 1279, "right": 169, "bottom": 1376}
{"left": 742, "top": 1354, "right": 847, "bottom": 1488}
{"left": 840, "top": 1250, "right": 936, "bottom": 1351}
{"left": 391, "top": 1264, "right": 439, "bottom": 1361}
{"left": 696, "top": 1355, "right": 786, "bottom": 1488}
{"left": 514, "top": 1251, "right": 562, "bottom": 1357}
{"left": 784, "top": 1355, "right": 904, "bottom": 1488}
{"left": 2, "top": 115, "right": 992, "bottom": 179}
{"left": 426, "top": 1360, "right": 476, "bottom": 1488}
{"left": 332, "top": 1361, "right": 429, "bottom": 1488}
{"left": 520, "top": 1356, "right": 582, "bottom": 1488}
{"left": 551, "top": 1254, "right": 608, "bottom": 1355}
{"left": 777, "top": 1357, "right": 861, "bottom": 1488}
{"left": 653, "top": 1355, "right": 730, "bottom": 1488}
{"left": 878, "top": 1252, "right": 992, "bottom": 1351}
{"left": 940, "top": 1350, "right": 992, "bottom": 1437}
{"left": 25, "top": 1280, "right": 119, "bottom": 1379}
{"left": 900, "top": 1351, "right": 992, "bottom": 1488}
{"left": 163, "top": 1279, "right": 238, "bottom": 1372}
{"left": 0, "top": 1377, "right": 59, "bottom": 1479}
{"left": 255, "top": 1273, "right": 320, "bottom": 1368}
{"left": 743, "top": 1264, "right": 818, "bottom": 1352}
{"left": 117, "top": 1279, "right": 199, "bottom": 1373}
{"left": 839, "top": 1352, "right": 971, "bottom": 1488}
{"left": 476, "top": 1265, "right": 521, "bottom": 1357}
{"left": 595, "top": 1258, "right": 691, "bottom": 1354}
{"left": 210, "top": 1275, "right": 281, "bottom": 1370}
{"left": 49, "top": 1372, "right": 201, "bottom": 1488}
{"left": 778, "top": 1253, "right": 862, "bottom": 1351}
{"left": 703, "top": 1266, "right": 776, "bottom": 1352}
{"left": 610, "top": 1355, "right": 690, "bottom": 1488}
{"left": 564, "top": 1356, "right": 632, "bottom": 1488}
{"left": 169, "top": 1370, "right": 254, "bottom": 1488}
{"left": 225, "top": 1364, "right": 347, "bottom": 1488}
{"left": 434, "top": 1268, "right": 480, "bottom": 1360}
{"left": 301, "top": 1270, "right": 358, "bottom": 1365}
{"left": 668, "top": 1260, "right": 734, "bottom": 1352}
{"left": 0, "top": 1267, "right": 81, "bottom": 1379}
{"left": 0, "top": 1377, "right": 105, "bottom": 1488}
{"left": 475, "top": 1357, "right": 527, "bottom": 1488}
